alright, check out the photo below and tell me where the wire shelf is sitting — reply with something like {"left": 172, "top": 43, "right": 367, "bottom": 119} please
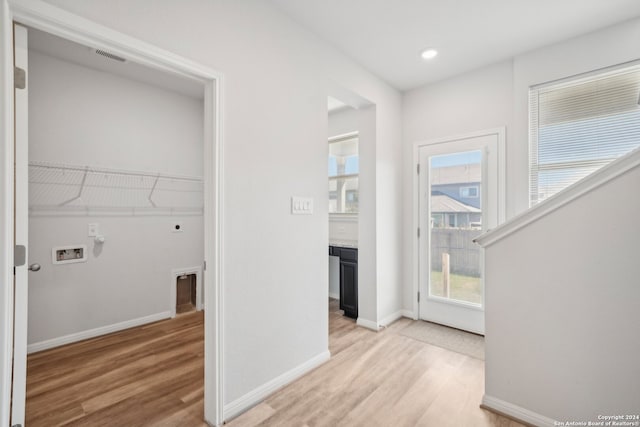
{"left": 29, "top": 161, "right": 204, "bottom": 216}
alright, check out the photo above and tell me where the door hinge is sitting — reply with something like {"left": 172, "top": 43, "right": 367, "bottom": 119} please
{"left": 14, "top": 245, "right": 26, "bottom": 267}
{"left": 417, "top": 164, "right": 420, "bottom": 174}
{"left": 417, "top": 292, "right": 420, "bottom": 303}
{"left": 14, "top": 66, "right": 26, "bottom": 89}
{"left": 203, "top": 260, "right": 207, "bottom": 271}
{"left": 12, "top": 424, "right": 23, "bottom": 427}
{"left": 417, "top": 227, "right": 420, "bottom": 238}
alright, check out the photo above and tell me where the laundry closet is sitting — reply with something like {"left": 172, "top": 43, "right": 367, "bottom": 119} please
{"left": 25, "top": 27, "right": 205, "bottom": 352}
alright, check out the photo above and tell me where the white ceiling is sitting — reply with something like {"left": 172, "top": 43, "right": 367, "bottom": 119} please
{"left": 269, "top": 0, "right": 640, "bottom": 91}
{"left": 28, "top": 27, "right": 204, "bottom": 99}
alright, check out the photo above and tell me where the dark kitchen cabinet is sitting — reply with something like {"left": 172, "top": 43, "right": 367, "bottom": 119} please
{"left": 330, "top": 246, "right": 358, "bottom": 319}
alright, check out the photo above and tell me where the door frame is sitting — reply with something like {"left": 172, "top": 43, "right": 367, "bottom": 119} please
{"left": 411, "top": 128, "right": 505, "bottom": 322}
{"left": 0, "top": 0, "right": 225, "bottom": 425}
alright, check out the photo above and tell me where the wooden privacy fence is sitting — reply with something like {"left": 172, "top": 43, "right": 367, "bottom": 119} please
{"left": 430, "top": 228, "right": 482, "bottom": 277}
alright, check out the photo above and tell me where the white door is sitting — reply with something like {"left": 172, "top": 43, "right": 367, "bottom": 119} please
{"left": 12, "top": 23, "right": 30, "bottom": 426}
{"left": 418, "top": 130, "right": 504, "bottom": 334}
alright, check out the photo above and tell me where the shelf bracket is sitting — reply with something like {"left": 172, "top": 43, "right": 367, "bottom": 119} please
{"left": 147, "top": 174, "right": 160, "bottom": 208}
{"left": 59, "top": 166, "right": 88, "bottom": 206}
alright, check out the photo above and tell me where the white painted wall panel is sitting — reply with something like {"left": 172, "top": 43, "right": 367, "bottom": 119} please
{"left": 29, "top": 51, "right": 203, "bottom": 176}
{"left": 484, "top": 166, "right": 640, "bottom": 420}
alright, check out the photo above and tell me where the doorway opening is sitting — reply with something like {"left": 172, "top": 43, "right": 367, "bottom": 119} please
{"left": 5, "top": 6, "right": 222, "bottom": 426}
{"left": 327, "top": 96, "right": 359, "bottom": 322}
{"left": 22, "top": 24, "right": 206, "bottom": 425}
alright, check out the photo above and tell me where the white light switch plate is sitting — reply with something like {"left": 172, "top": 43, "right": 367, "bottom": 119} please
{"left": 291, "top": 196, "right": 313, "bottom": 215}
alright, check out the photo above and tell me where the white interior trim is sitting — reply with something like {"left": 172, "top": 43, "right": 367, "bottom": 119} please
{"left": 378, "top": 310, "right": 404, "bottom": 327}
{"left": 2, "top": 0, "right": 225, "bottom": 424}
{"left": 170, "top": 266, "right": 204, "bottom": 317}
{"left": 223, "top": 350, "right": 331, "bottom": 422}
{"left": 481, "top": 395, "right": 557, "bottom": 427}
{"left": 475, "top": 145, "right": 640, "bottom": 248}
{"left": 411, "top": 127, "right": 506, "bottom": 322}
{"left": 27, "top": 311, "right": 172, "bottom": 354}
{"left": 400, "top": 309, "right": 417, "bottom": 320}
{"left": 356, "top": 317, "right": 380, "bottom": 331}
{"left": 0, "top": 3, "right": 15, "bottom": 425}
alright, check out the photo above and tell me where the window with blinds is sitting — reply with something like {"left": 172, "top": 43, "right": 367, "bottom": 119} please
{"left": 529, "top": 63, "right": 640, "bottom": 205}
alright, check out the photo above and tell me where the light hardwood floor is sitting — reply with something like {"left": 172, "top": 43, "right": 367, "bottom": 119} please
{"left": 228, "top": 299, "right": 524, "bottom": 427}
{"left": 26, "top": 312, "right": 207, "bottom": 426}
{"left": 26, "top": 301, "right": 522, "bottom": 426}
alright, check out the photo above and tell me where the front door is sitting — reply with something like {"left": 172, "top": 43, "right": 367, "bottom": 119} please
{"left": 418, "top": 130, "right": 503, "bottom": 334}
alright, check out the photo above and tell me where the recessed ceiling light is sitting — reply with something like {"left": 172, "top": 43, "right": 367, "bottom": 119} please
{"left": 421, "top": 48, "right": 438, "bottom": 60}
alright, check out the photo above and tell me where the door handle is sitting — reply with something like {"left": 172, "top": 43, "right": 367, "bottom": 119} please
{"left": 28, "top": 263, "right": 41, "bottom": 272}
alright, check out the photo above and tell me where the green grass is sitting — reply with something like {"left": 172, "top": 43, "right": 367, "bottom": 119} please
{"left": 430, "top": 271, "right": 482, "bottom": 304}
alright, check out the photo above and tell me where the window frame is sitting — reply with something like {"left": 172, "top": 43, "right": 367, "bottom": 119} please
{"left": 329, "top": 132, "right": 359, "bottom": 216}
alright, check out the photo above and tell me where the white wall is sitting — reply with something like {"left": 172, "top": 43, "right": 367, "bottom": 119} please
{"left": 27, "top": 50, "right": 204, "bottom": 346}
{"left": 29, "top": 51, "right": 204, "bottom": 175}
{"left": 483, "top": 164, "right": 640, "bottom": 422}
{"left": 40, "top": 0, "right": 403, "bottom": 408}
{"left": 355, "top": 105, "right": 378, "bottom": 325}
{"left": 28, "top": 215, "right": 204, "bottom": 345}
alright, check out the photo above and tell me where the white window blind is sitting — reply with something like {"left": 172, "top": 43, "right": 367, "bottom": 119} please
{"left": 529, "top": 63, "right": 640, "bottom": 205}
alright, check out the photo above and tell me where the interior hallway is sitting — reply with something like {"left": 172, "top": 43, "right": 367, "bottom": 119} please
{"left": 25, "top": 301, "right": 522, "bottom": 426}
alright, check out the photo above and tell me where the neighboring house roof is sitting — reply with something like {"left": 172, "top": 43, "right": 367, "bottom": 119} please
{"left": 431, "top": 164, "right": 481, "bottom": 185}
{"left": 431, "top": 194, "right": 481, "bottom": 213}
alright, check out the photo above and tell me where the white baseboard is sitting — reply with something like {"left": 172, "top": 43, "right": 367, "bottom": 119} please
{"left": 379, "top": 310, "right": 404, "bottom": 327}
{"left": 356, "top": 317, "right": 380, "bottom": 331}
{"left": 401, "top": 309, "right": 417, "bottom": 320}
{"left": 328, "top": 292, "right": 339, "bottom": 300}
{"left": 27, "top": 311, "right": 172, "bottom": 354}
{"left": 481, "top": 395, "right": 557, "bottom": 427}
{"left": 224, "top": 350, "right": 331, "bottom": 421}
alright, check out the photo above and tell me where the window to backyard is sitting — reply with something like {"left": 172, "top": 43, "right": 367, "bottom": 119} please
{"left": 529, "top": 62, "right": 640, "bottom": 205}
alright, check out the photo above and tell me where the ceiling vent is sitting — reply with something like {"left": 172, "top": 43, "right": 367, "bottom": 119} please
{"left": 95, "top": 49, "right": 126, "bottom": 63}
